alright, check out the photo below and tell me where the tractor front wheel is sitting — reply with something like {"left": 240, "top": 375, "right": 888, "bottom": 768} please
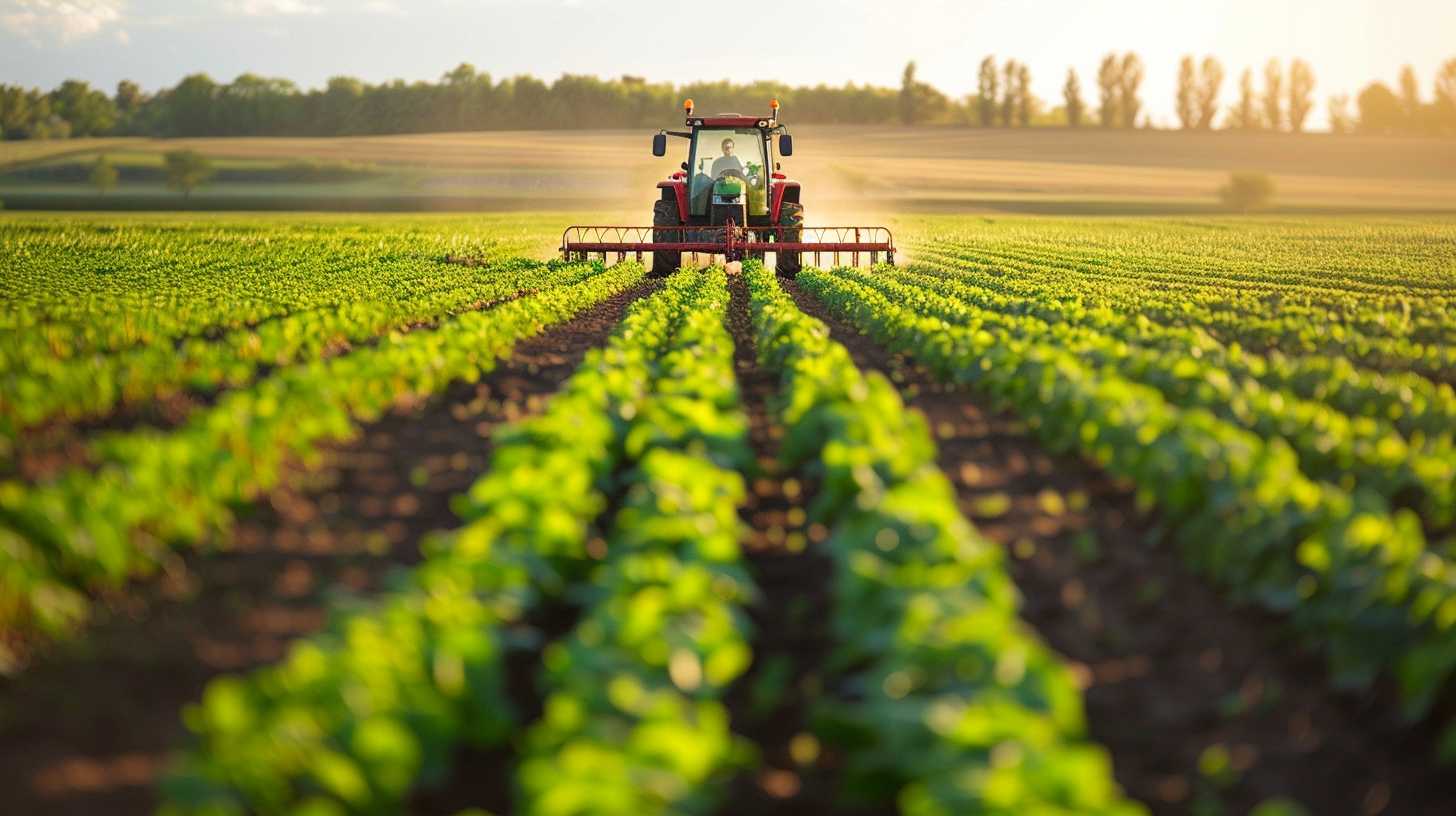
{"left": 775, "top": 202, "right": 803, "bottom": 278}
{"left": 651, "top": 199, "right": 681, "bottom": 277}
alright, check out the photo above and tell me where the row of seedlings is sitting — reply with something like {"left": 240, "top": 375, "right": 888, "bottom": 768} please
{"left": 163, "top": 268, "right": 757, "bottom": 814}
{"left": 798, "top": 265, "right": 1456, "bottom": 759}
{"left": 0, "top": 262, "right": 643, "bottom": 649}
{"left": 746, "top": 261, "right": 1142, "bottom": 815}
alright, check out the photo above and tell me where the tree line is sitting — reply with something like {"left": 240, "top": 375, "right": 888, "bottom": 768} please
{"left": 1171, "top": 56, "right": 1453, "bottom": 135}
{"left": 2, "top": 57, "right": 1454, "bottom": 140}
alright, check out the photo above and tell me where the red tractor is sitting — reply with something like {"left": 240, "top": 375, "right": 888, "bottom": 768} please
{"left": 561, "top": 99, "right": 894, "bottom": 277}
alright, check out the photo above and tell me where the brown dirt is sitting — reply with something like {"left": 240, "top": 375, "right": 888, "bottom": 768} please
{"left": 0, "top": 283, "right": 649, "bottom": 816}
{"left": 784, "top": 278, "right": 1456, "bottom": 816}
{"left": 715, "top": 273, "right": 894, "bottom": 816}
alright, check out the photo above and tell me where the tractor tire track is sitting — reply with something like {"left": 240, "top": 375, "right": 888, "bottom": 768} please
{"left": 0, "top": 282, "right": 652, "bottom": 816}
{"left": 784, "top": 277, "right": 1456, "bottom": 816}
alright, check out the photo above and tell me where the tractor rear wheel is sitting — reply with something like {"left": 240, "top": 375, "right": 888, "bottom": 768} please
{"left": 651, "top": 199, "right": 680, "bottom": 277}
{"left": 775, "top": 202, "right": 803, "bottom": 278}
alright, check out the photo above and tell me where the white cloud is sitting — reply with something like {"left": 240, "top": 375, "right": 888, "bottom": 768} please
{"left": 361, "top": 0, "right": 402, "bottom": 13}
{"left": 0, "top": 0, "right": 125, "bottom": 42}
{"left": 226, "top": 0, "right": 324, "bottom": 15}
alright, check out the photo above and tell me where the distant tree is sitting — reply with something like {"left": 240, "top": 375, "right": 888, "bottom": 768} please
{"left": 1287, "top": 59, "right": 1315, "bottom": 133}
{"left": 1357, "top": 82, "right": 1403, "bottom": 134}
{"left": 1098, "top": 54, "right": 1120, "bottom": 127}
{"left": 1118, "top": 53, "right": 1144, "bottom": 128}
{"left": 34, "top": 114, "right": 71, "bottom": 139}
{"left": 1196, "top": 57, "right": 1224, "bottom": 129}
{"left": 1328, "top": 94, "right": 1354, "bottom": 134}
{"left": 163, "top": 150, "right": 213, "bottom": 198}
{"left": 438, "top": 62, "right": 495, "bottom": 131}
{"left": 977, "top": 56, "right": 998, "bottom": 127}
{"left": 1437, "top": 58, "right": 1456, "bottom": 134}
{"left": 1398, "top": 64, "right": 1421, "bottom": 132}
{"left": 317, "top": 75, "right": 366, "bottom": 135}
{"left": 89, "top": 153, "right": 118, "bottom": 195}
{"left": 115, "top": 80, "right": 142, "bottom": 114}
{"left": 998, "top": 59, "right": 1018, "bottom": 126}
{"left": 1261, "top": 60, "right": 1284, "bottom": 131}
{"left": 1176, "top": 56, "right": 1197, "bottom": 129}
{"left": 48, "top": 79, "right": 117, "bottom": 136}
{"left": 1063, "top": 68, "right": 1084, "bottom": 128}
{"left": 1015, "top": 63, "right": 1032, "bottom": 127}
{"left": 217, "top": 74, "right": 299, "bottom": 136}
{"left": 0, "top": 85, "right": 48, "bottom": 139}
{"left": 1218, "top": 171, "right": 1276, "bottom": 212}
{"left": 899, "top": 61, "right": 919, "bottom": 124}
{"left": 1230, "top": 69, "right": 1259, "bottom": 130}
{"left": 114, "top": 79, "right": 144, "bottom": 133}
{"left": 894, "top": 61, "right": 949, "bottom": 125}
{"left": 167, "top": 73, "right": 220, "bottom": 136}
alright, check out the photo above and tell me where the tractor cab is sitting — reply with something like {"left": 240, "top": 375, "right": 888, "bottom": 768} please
{"left": 651, "top": 100, "right": 795, "bottom": 232}
{"left": 688, "top": 127, "right": 769, "bottom": 220}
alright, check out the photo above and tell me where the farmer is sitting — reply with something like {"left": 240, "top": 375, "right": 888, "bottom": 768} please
{"left": 710, "top": 137, "right": 746, "bottom": 178}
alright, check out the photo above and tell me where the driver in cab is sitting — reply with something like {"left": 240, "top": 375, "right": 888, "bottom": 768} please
{"left": 711, "top": 138, "right": 745, "bottom": 178}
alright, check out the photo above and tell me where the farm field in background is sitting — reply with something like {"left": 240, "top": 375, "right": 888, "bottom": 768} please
{"left": 4, "top": 127, "right": 1456, "bottom": 215}
{"left": 2, "top": 211, "right": 1455, "bottom": 815}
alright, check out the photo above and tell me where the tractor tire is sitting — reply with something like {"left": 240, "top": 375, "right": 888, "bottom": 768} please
{"left": 651, "top": 199, "right": 681, "bottom": 278}
{"left": 775, "top": 202, "right": 803, "bottom": 278}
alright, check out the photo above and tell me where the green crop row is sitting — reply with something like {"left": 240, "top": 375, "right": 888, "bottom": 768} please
{"left": 0, "top": 218, "right": 538, "bottom": 370}
{"left": 519, "top": 268, "right": 756, "bottom": 815}
{"left": 746, "top": 261, "right": 1141, "bottom": 814}
{"left": 0, "top": 256, "right": 601, "bottom": 446}
{"left": 913, "top": 235, "right": 1456, "bottom": 379}
{"left": 0, "top": 262, "right": 644, "bottom": 652}
{"left": 163, "top": 267, "right": 756, "bottom": 815}
{"left": 841, "top": 264, "right": 1456, "bottom": 534}
{"left": 889, "top": 261, "right": 1456, "bottom": 447}
{"left": 915, "top": 240, "right": 1456, "bottom": 308}
{"left": 799, "top": 266, "right": 1456, "bottom": 759}
{"left": 160, "top": 259, "right": 680, "bottom": 813}
{"left": 913, "top": 221, "right": 1456, "bottom": 302}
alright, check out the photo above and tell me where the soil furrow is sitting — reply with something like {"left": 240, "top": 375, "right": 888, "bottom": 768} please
{"left": 0, "top": 282, "right": 651, "bottom": 816}
{"left": 715, "top": 272, "right": 892, "bottom": 816}
{"left": 784, "top": 277, "right": 1456, "bottom": 816}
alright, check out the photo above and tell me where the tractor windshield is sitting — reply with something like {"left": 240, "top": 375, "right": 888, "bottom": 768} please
{"left": 689, "top": 128, "right": 768, "bottom": 217}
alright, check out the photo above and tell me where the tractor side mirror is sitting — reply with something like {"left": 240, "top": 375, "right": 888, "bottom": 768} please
{"left": 778, "top": 134, "right": 793, "bottom": 156}
{"left": 652, "top": 133, "right": 667, "bottom": 157}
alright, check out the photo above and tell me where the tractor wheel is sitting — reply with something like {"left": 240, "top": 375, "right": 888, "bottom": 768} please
{"left": 651, "top": 199, "right": 680, "bottom": 277}
{"left": 775, "top": 202, "right": 803, "bottom": 278}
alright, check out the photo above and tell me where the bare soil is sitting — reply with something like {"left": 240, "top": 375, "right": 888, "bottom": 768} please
{"left": 0, "top": 284, "right": 648, "bottom": 815}
{"left": 784, "top": 278, "right": 1456, "bottom": 816}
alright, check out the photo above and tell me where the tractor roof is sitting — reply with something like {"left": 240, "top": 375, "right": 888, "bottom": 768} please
{"left": 691, "top": 114, "right": 776, "bottom": 128}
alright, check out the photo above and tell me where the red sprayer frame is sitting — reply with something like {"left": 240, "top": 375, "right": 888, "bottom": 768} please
{"left": 561, "top": 223, "right": 895, "bottom": 267}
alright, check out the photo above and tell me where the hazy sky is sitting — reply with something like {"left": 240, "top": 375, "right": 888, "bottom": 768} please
{"left": 2, "top": 0, "right": 1452, "bottom": 129}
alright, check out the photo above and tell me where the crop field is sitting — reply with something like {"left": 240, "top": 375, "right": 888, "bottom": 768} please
{"left": 2, "top": 211, "right": 1456, "bottom": 815}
